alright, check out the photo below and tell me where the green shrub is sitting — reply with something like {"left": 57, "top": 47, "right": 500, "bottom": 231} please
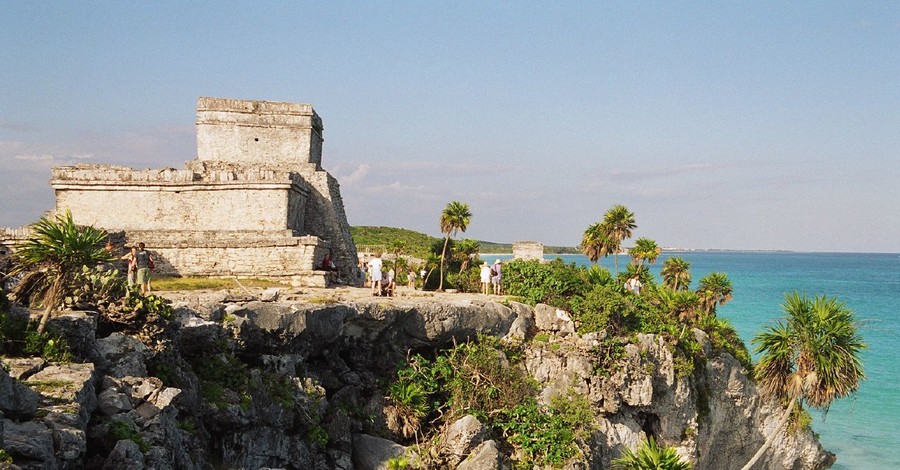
{"left": 24, "top": 330, "right": 73, "bottom": 362}
{"left": 502, "top": 259, "right": 589, "bottom": 310}
{"left": 389, "top": 337, "right": 595, "bottom": 467}
{"left": 66, "top": 265, "right": 126, "bottom": 309}
{"left": 108, "top": 418, "right": 150, "bottom": 453}
{"left": 0, "top": 308, "right": 72, "bottom": 362}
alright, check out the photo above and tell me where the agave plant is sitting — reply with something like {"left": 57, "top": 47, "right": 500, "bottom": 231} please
{"left": 10, "top": 210, "right": 112, "bottom": 333}
{"left": 612, "top": 437, "right": 693, "bottom": 470}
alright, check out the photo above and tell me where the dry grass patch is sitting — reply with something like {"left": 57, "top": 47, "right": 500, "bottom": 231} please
{"left": 152, "top": 276, "right": 288, "bottom": 291}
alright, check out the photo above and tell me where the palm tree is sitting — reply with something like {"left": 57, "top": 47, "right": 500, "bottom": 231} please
{"left": 602, "top": 205, "right": 636, "bottom": 275}
{"left": 10, "top": 210, "right": 112, "bottom": 333}
{"left": 612, "top": 436, "right": 693, "bottom": 470}
{"left": 696, "top": 272, "right": 733, "bottom": 316}
{"left": 580, "top": 222, "right": 612, "bottom": 264}
{"left": 629, "top": 238, "right": 661, "bottom": 268}
{"left": 740, "top": 293, "right": 865, "bottom": 470}
{"left": 661, "top": 257, "right": 692, "bottom": 291}
{"left": 454, "top": 239, "right": 481, "bottom": 274}
{"left": 438, "top": 201, "right": 472, "bottom": 291}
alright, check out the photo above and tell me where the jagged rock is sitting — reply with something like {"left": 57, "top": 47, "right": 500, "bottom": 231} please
{"left": 502, "top": 301, "right": 535, "bottom": 343}
{"left": 103, "top": 438, "right": 145, "bottom": 470}
{"left": 0, "top": 365, "right": 40, "bottom": 419}
{"left": 44, "top": 411, "right": 87, "bottom": 464}
{"left": 98, "top": 388, "right": 133, "bottom": 415}
{"left": 95, "top": 333, "right": 149, "bottom": 377}
{"left": 0, "top": 294, "right": 835, "bottom": 470}
{"left": 26, "top": 362, "right": 97, "bottom": 427}
{"left": 442, "top": 415, "right": 490, "bottom": 467}
{"left": 533, "top": 303, "right": 576, "bottom": 336}
{"left": 456, "top": 440, "right": 507, "bottom": 470}
{"left": 260, "top": 288, "right": 280, "bottom": 302}
{"left": 3, "top": 357, "right": 45, "bottom": 380}
{"left": 351, "top": 434, "right": 406, "bottom": 470}
{"left": 1, "top": 420, "right": 55, "bottom": 465}
{"left": 47, "top": 310, "right": 98, "bottom": 361}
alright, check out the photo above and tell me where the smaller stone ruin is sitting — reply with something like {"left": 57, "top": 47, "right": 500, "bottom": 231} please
{"left": 512, "top": 241, "right": 544, "bottom": 261}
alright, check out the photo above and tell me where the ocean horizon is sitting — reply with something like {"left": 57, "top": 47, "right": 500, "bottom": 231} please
{"left": 483, "top": 251, "right": 899, "bottom": 469}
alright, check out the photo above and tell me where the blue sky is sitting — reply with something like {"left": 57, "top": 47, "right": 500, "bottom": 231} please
{"left": 2, "top": 2, "right": 898, "bottom": 252}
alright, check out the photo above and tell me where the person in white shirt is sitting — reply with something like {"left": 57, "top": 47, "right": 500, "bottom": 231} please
{"left": 367, "top": 253, "right": 383, "bottom": 296}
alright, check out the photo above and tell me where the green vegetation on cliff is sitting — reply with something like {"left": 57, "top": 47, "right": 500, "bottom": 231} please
{"left": 350, "top": 226, "right": 439, "bottom": 260}
{"left": 350, "top": 226, "right": 578, "bottom": 257}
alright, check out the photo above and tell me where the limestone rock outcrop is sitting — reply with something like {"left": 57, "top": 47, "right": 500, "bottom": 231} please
{"left": 0, "top": 294, "right": 834, "bottom": 469}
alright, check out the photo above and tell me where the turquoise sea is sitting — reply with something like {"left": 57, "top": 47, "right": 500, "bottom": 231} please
{"left": 485, "top": 251, "right": 899, "bottom": 469}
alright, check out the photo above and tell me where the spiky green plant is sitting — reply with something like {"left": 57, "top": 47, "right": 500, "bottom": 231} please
{"left": 11, "top": 210, "right": 112, "bottom": 333}
{"left": 612, "top": 437, "right": 693, "bottom": 470}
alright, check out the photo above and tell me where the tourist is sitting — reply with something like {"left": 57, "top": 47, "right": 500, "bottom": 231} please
{"left": 367, "top": 252, "right": 383, "bottom": 296}
{"left": 385, "top": 268, "right": 396, "bottom": 296}
{"left": 626, "top": 275, "right": 643, "bottom": 295}
{"left": 134, "top": 242, "right": 155, "bottom": 295}
{"left": 491, "top": 259, "right": 502, "bottom": 295}
{"left": 123, "top": 244, "right": 138, "bottom": 287}
{"left": 319, "top": 252, "right": 336, "bottom": 271}
{"left": 480, "top": 261, "right": 492, "bottom": 295}
{"left": 419, "top": 268, "right": 426, "bottom": 289}
{"left": 407, "top": 269, "right": 416, "bottom": 289}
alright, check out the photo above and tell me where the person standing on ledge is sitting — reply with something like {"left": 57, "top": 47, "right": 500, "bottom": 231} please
{"left": 491, "top": 259, "right": 503, "bottom": 295}
{"left": 367, "top": 252, "right": 383, "bottom": 296}
{"left": 134, "top": 242, "right": 155, "bottom": 295}
{"left": 480, "top": 261, "right": 492, "bottom": 295}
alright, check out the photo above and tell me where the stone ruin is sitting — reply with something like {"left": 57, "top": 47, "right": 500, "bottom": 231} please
{"left": 4, "top": 97, "right": 359, "bottom": 287}
{"left": 512, "top": 241, "right": 544, "bottom": 261}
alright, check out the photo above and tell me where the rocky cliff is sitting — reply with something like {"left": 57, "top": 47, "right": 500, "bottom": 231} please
{"left": 0, "top": 289, "right": 834, "bottom": 469}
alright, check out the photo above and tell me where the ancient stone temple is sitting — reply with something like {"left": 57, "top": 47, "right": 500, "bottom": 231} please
{"left": 45, "top": 97, "right": 358, "bottom": 286}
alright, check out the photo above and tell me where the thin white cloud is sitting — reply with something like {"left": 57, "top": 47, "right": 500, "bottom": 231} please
{"left": 339, "top": 163, "right": 370, "bottom": 185}
{"left": 606, "top": 162, "right": 731, "bottom": 180}
{"left": 12, "top": 153, "right": 95, "bottom": 164}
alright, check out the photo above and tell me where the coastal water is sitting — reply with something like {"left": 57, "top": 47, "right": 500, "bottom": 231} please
{"left": 484, "top": 251, "right": 899, "bottom": 469}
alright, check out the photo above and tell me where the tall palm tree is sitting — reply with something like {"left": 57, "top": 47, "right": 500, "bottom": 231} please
{"left": 602, "top": 205, "right": 636, "bottom": 275}
{"left": 612, "top": 436, "right": 693, "bottom": 470}
{"left": 454, "top": 239, "right": 481, "bottom": 274}
{"left": 438, "top": 201, "right": 472, "bottom": 291}
{"left": 661, "top": 257, "right": 692, "bottom": 291}
{"left": 628, "top": 237, "right": 661, "bottom": 268}
{"left": 580, "top": 222, "right": 611, "bottom": 264}
{"left": 10, "top": 210, "right": 112, "bottom": 333}
{"left": 697, "top": 272, "right": 733, "bottom": 316}
{"left": 741, "top": 293, "right": 865, "bottom": 470}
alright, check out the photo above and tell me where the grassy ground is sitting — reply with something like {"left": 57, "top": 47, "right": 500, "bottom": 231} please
{"left": 151, "top": 276, "right": 288, "bottom": 291}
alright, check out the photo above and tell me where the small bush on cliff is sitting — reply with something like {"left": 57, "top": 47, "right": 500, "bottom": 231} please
{"left": 612, "top": 436, "right": 693, "bottom": 470}
{"left": 0, "top": 307, "right": 72, "bottom": 362}
{"left": 388, "top": 337, "right": 594, "bottom": 467}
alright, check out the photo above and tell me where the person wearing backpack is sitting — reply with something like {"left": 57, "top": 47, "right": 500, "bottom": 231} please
{"left": 491, "top": 259, "right": 502, "bottom": 295}
{"left": 134, "top": 242, "right": 155, "bottom": 295}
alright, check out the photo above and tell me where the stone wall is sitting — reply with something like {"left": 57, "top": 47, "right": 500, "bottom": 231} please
{"left": 135, "top": 235, "right": 327, "bottom": 287}
{"left": 51, "top": 164, "right": 311, "bottom": 233}
{"left": 196, "top": 97, "right": 323, "bottom": 169}
{"left": 513, "top": 241, "right": 544, "bottom": 261}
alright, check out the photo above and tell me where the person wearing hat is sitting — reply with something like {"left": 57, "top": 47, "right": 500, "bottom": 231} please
{"left": 491, "top": 259, "right": 503, "bottom": 295}
{"left": 479, "top": 261, "right": 492, "bottom": 295}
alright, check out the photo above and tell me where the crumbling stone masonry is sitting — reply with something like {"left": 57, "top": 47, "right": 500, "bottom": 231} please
{"left": 512, "top": 241, "right": 544, "bottom": 261}
{"left": 26, "top": 97, "right": 359, "bottom": 286}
